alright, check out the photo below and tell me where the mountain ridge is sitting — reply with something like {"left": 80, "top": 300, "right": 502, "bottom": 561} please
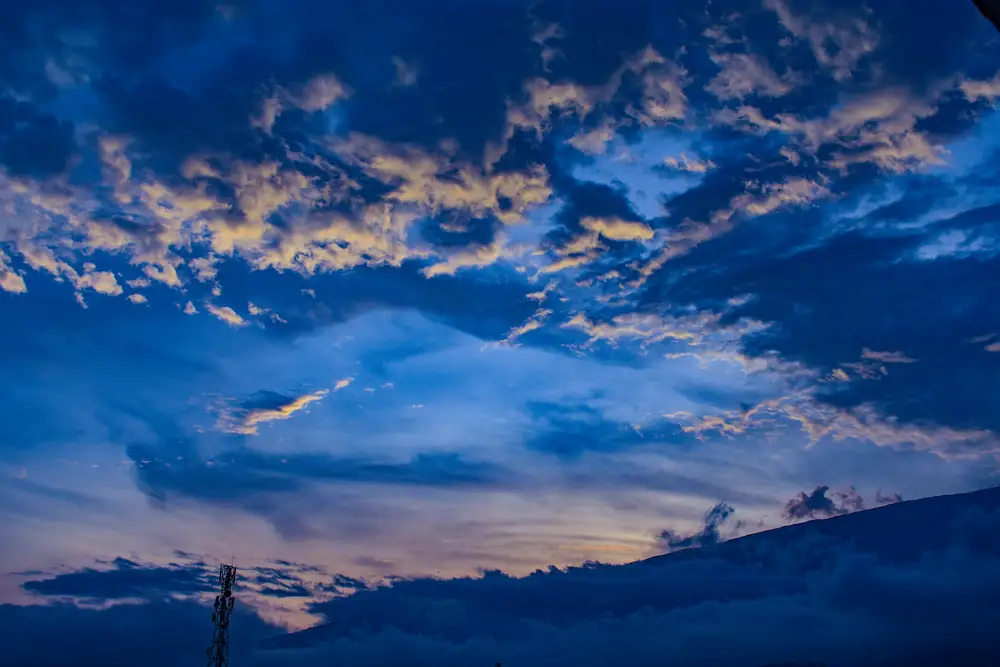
{"left": 263, "top": 484, "right": 1000, "bottom": 659}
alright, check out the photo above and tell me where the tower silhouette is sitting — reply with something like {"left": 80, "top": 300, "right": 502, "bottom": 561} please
{"left": 206, "top": 564, "right": 237, "bottom": 667}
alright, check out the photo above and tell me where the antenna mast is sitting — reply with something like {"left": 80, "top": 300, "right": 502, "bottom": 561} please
{"left": 206, "top": 564, "right": 237, "bottom": 667}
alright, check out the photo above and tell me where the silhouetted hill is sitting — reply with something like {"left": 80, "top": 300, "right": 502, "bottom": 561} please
{"left": 263, "top": 485, "right": 1000, "bottom": 666}
{"left": 637, "top": 484, "right": 1000, "bottom": 571}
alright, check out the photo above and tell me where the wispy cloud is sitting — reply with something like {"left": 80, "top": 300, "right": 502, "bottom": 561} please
{"left": 220, "top": 389, "right": 330, "bottom": 435}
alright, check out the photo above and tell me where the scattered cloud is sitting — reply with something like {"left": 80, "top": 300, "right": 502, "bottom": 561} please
{"left": 860, "top": 348, "right": 918, "bottom": 364}
{"left": 206, "top": 304, "right": 248, "bottom": 328}
{"left": 783, "top": 485, "right": 863, "bottom": 521}
{"left": 763, "top": 0, "right": 878, "bottom": 82}
{"left": 657, "top": 501, "right": 736, "bottom": 552}
{"left": 219, "top": 389, "right": 330, "bottom": 435}
{"left": 2, "top": 2, "right": 1000, "bottom": 657}
{"left": 662, "top": 153, "right": 716, "bottom": 174}
{"left": 706, "top": 51, "right": 796, "bottom": 101}
{"left": 391, "top": 57, "right": 419, "bottom": 88}
{"left": 960, "top": 73, "right": 1000, "bottom": 102}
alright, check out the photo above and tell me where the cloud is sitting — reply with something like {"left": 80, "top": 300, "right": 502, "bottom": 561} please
{"left": 488, "top": 43, "right": 687, "bottom": 164}
{"left": 662, "top": 153, "right": 715, "bottom": 174}
{"left": 251, "top": 73, "right": 350, "bottom": 134}
{"left": 763, "top": 0, "right": 878, "bottom": 82}
{"left": 678, "top": 387, "right": 999, "bottom": 462}
{"left": 494, "top": 307, "right": 552, "bottom": 347}
{"left": 19, "top": 554, "right": 368, "bottom": 610}
{"left": 0, "top": 248, "right": 27, "bottom": 293}
{"left": 0, "top": 598, "right": 276, "bottom": 667}
{"left": 649, "top": 157, "right": 1000, "bottom": 437}
{"left": 657, "top": 501, "right": 736, "bottom": 552}
{"left": 218, "top": 389, "right": 330, "bottom": 435}
{"left": 783, "top": 485, "right": 858, "bottom": 521}
{"left": 21, "top": 557, "right": 217, "bottom": 601}
{"left": 206, "top": 303, "right": 248, "bottom": 327}
{"left": 705, "top": 51, "right": 796, "bottom": 101}
{"left": 0, "top": 96, "right": 77, "bottom": 179}
{"left": 333, "top": 132, "right": 552, "bottom": 226}
{"left": 960, "top": 73, "right": 1000, "bottom": 102}
{"left": 630, "top": 175, "right": 832, "bottom": 285}
{"left": 834, "top": 347, "right": 919, "bottom": 381}
{"left": 560, "top": 304, "right": 767, "bottom": 352}
{"left": 2, "top": 6, "right": 1000, "bottom": 663}
{"left": 522, "top": 400, "right": 690, "bottom": 460}
{"left": 333, "top": 377, "right": 354, "bottom": 392}
{"left": 126, "top": 437, "right": 516, "bottom": 539}
{"left": 715, "top": 86, "right": 949, "bottom": 173}
{"left": 876, "top": 490, "right": 904, "bottom": 505}
{"left": 539, "top": 216, "right": 655, "bottom": 274}
{"left": 391, "top": 57, "right": 419, "bottom": 88}
{"left": 860, "top": 348, "right": 918, "bottom": 364}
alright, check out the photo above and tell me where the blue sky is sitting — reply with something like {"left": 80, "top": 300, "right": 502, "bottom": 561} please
{"left": 2, "top": 0, "right": 1000, "bottom": 660}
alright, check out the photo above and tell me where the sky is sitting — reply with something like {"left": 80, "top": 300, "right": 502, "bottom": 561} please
{"left": 1, "top": 0, "right": 1000, "bottom": 663}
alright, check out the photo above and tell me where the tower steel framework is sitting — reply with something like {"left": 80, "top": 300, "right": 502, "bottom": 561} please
{"left": 206, "top": 564, "right": 237, "bottom": 667}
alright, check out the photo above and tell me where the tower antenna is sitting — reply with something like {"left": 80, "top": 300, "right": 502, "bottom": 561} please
{"left": 206, "top": 563, "right": 237, "bottom": 667}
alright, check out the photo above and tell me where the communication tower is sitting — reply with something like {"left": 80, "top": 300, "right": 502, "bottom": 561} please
{"left": 206, "top": 564, "right": 237, "bottom": 667}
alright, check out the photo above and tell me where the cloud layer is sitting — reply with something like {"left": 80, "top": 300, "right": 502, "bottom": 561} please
{"left": 8, "top": 487, "right": 1000, "bottom": 666}
{"left": 2, "top": 0, "right": 1000, "bottom": 661}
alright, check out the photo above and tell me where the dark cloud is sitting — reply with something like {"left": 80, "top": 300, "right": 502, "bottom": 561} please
{"left": 21, "top": 557, "right": 216, "bottom": 601}
{"left": 126, "top": 437, "right": 515, "bottom": 539}
{"left": 251, "top": 566, "right": 314, "bottom": 599}
{"left": 663, "top": 221, "right": 1000, "bottom": 434}
{"left": 5, "top": 486, "right": 1000, "bottom": 666}
{"left": 0, "top": 598, "right": 275, "bottom": 667}
{"left": 420, "top": 214, "right": 500, "bottom": 251}
{"left": 19, "top": 555, "right": 373, "bottom": 606}
{"left": 257, "top": 584, "right": 312, "bottom": 598}
{"left": 323, "top": 0, "right": 539, "bottom": 155}
{"left": 0, "top": 96, "right": 76, "bottom": 178}
{"left": 657, "top": 501, "right": 735, "bottom": 552}
{"left": 783, "top": 485, "right": 863, "bottom": 521}
{"left": 315, "top": 573, "right": 372, "bottom": 596}
{"left": 865, "top": 187, "right": 942, "bottom": 224}
{"left": 86, "top": 0, "right": 540, "bottom": 161}
{"left": 3, "top": 1, "right": 1000, "bottom": 663}
{"left": 874, "top": 0, "right": 1000, "bottom": 86}
{"left": 208, "top": 260, "right": 540, "bottom": 345}
{"left": 128, "top": 443, "right": 512, "bottom": 499}
{"left": 523, "top": 400, "right": 690, "bottom": 459}
{"left": 95, "top": 73, "right": 273, "bottom": 168}
{"left": 330, "top": 574, "right": 370, "bottom": 591}
{"left": 0, "top": 0, "right": 242, "bottom": 102}
{"left": 876, "top": 490, "right": 904, "bottom": 505}
{"left": 784, "top": 486, "right": 847, "bottom": 520}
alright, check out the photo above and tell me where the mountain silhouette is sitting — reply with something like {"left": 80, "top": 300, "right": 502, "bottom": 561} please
{"left": 262, "top": 485, "right": 1000, "bottom": 666}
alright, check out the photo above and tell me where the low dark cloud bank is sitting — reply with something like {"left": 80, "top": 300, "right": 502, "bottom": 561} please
{"left": 5, "top": 486, "right": 1000, "bottom": 667}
